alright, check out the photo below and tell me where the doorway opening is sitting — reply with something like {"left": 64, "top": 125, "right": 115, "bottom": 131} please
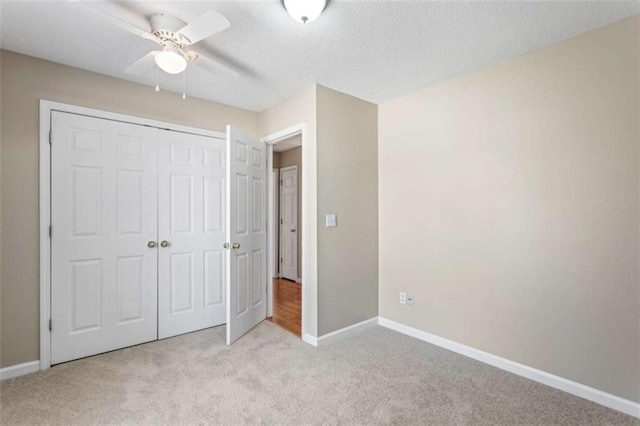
{"left": 266, "top": 134, "right": 303, "bottom": 336}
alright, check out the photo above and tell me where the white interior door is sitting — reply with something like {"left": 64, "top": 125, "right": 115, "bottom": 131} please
{"left": 279, "top": 166, "right": 298, "bottom": 281}
{"left": 158, "top": 130, "right": 226, "bottom": 339}
{"left": 226, "top": 125, "right": 267, "bottom": 345}
{"left": 51, "top": 111, "right": 158, "bottom": 364}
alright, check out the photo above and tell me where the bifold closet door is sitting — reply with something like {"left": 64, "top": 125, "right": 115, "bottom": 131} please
{"left": 158, "top": 130, "right": 227, "bottom": 339}
{"left": 51, "top": 111, "right": 159, "bottom": 365}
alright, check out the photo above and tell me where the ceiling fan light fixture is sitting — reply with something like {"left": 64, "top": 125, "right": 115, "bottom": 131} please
{"left": 282, "top": 0, "right": 328, "bottom": 23}
{"left": 154, "top": 48, "right": 187, "bottom": 74}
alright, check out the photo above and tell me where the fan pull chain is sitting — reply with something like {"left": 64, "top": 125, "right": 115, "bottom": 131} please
{"left": 182, "top": 69, "right": 187, "bottom": 100}
{"left": 155, "top": 67, "right": 160, "bottom": 92}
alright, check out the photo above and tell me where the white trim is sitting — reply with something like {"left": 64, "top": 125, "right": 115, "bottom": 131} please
{"left": 39, "top": 100, "right": 226, "bottom": 370}
{"left": 0, "top": 361, "right": 40, "bottom": 380}
{"left": 315, "top": 317, "right": 379, "bottom": 346}
{"left": 39, "top": 102, "right": 52, "bottom": 371}
{"left": 41, "top": 100, "right": 224, "bottom": 139}
{"left": 268, "top": 168, "right": 279, "bottom": 318}
{"left": 261, "top": 123, "right": 305, "bottom": 145}
{"left": 378, "top": 317, "right": 640, "bottom": 418}
{"left": 266, "top": 143, "right": 276, "bottom": 322}
{"left": 302, "top": 333, "right": 318, "bottom": 346}
{"left": 263, "top": 123, "right": 309, "bottom": 343}
{"left": 271, "top": 168, "right": 279, "bottom": 280}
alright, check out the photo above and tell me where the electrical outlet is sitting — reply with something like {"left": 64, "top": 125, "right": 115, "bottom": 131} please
{"left": 399, "top": 292, "right": 407, "bottom": 305}
{"left": 407, "top": 294, "right": 415, "bottom": 305}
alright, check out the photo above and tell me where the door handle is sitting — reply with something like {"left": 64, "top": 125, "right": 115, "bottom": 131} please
{"left": 224, "top": 243, "right": 230, "bottom": 249}
{"left": 232, "top": 242, "right": 241, "bottom": 249}
{"left": 290, "top": 229, "right": 296, "bottom": 232}
{"left": 160, "top": 240, "right": 169, "bottom": 248}
{"left": 147, "top": 241, "right": 157, "bottom": 248}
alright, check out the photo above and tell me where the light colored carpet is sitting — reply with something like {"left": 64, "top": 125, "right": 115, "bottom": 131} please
{"left": 0, "top": 321, "right": 637, "bottom": 425}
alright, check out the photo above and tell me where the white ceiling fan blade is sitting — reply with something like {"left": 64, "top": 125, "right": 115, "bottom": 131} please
{"left": 125, "top": 51, "right": 160, "bottom": 75}
{"left": 178, "top": 11, "right": 230, "bottom": 45}
{"left": 78, "top": 1, "right": 159, "bottom": 42}
{"left": 189, "top": 51, "right": 238, "bottom": 77}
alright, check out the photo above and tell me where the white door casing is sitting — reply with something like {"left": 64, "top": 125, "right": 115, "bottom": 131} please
{"left": 226, "top": 125, "right": 267, "bottom": 345}
{"left": 158, "top": 130, "right": 226, "bottom": 339}
{"left": 279, "top": 166, "right": 298, "bottom": 281}
{"left": 50, "top": 111, "right": 158, "bottom": 364}
{"left": 272, "top": 168, "right": 279, "bottom": 279}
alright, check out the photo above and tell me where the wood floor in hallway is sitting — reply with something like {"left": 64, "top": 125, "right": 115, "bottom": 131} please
{"left": 268, "top": 278, "right": 301, "bottom": 337}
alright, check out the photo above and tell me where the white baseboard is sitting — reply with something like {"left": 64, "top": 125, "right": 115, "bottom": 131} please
{"left": 378, "top": 317, "right": 640, "bottom": 419}
{"left": 316, "top": 317, "right": 379, "bottom": 346}
{"left": 0, "top": 360, "right": 40, "bottom": 380}
{"left": 302, "top": 317, "right": 379, "bottom": 348}
{"left": 302, "top": 333, "right": 318, "bottom": 346}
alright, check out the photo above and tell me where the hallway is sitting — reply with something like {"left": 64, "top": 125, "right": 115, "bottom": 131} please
{"left": 268, "top": 278, "right": 301, "bottom": 337}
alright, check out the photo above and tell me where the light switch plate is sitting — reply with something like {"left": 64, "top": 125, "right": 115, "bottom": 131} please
{"left": 325, "top": 214, "right": 337, "bottom": 227}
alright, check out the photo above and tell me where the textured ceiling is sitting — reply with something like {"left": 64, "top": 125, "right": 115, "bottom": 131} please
{"left": 1, "top": 1, "right": 638, "bottom": 112}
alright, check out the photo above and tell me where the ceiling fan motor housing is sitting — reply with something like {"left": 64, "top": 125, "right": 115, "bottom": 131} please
{"left": 149, "top": 14, "right": 190, "bottom": 46}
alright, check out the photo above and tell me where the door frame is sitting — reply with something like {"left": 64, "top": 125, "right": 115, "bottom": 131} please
{"left": 271, "top": 168, "right": 279, "bottom": 283}
{"left": 278, "top": 165, "right": 298, "bottom": 282}
{"left": 39, "top": 100, "right": 225, "bottom": 370}
{"left": 262, "top": 124, "right": 308, "bottom": 340}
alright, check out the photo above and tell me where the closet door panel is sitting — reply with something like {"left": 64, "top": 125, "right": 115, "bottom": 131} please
{"left": 158, "top": 130, "right": 226, "bottom": 338}
{"left": 225, "top": 126, "right": 267, "bottom": 345}
{"left": 50, "top": 111, "right": 158, "bottom": 364}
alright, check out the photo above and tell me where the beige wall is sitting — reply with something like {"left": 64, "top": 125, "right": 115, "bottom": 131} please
{"left": 275, "top": 145, "right": 303, "bottom": 278}
{"left": 259, "top": 85, "right": 318, "bottom": 337}
{"left": 379, "top": 16, "right": 640, "bottom": 402}
{"left": 259, "top": 85, "right": 379, "bottom": 338}
{"left": 0, "top": 50, "right": 259, "bottom": 368}
{"left": 316, "top": 85, "right": 378, "bottom": 336}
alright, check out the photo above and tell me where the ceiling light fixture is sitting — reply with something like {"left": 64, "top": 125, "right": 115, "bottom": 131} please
{"left": 154, "top": 45, "right": 187, "bottom": 74}
{"left": 282, "top": 0, "right": 328, "bottom": 23}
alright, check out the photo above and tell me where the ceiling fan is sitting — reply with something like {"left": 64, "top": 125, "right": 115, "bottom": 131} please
{"left": 80, "top": 2, "right": 237, "bottom": 78}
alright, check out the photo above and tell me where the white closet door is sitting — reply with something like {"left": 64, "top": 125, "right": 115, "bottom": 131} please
{"left": 226, "top": 126, "right": 267, "bottom": 345}
{"left": 158, "top": 130, "right": 226, "bottom": 339}
{"left": 51, "top": 111, "right": 158, "bottom": 364}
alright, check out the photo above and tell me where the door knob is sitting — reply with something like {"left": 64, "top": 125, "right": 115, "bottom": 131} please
{"left": 232, "top": 242, "right": 241, "bottom": 249}
{"left": 147, "top": 241, "right": 157, "bottom": 248}
{"left": 224, "top": 243, "right": 230, "bottom": 249}
{"left": 160, "top": 240, "right": 169, "bottom": 248}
